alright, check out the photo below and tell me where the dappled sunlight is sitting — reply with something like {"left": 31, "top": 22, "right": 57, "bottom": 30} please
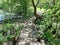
{"left": 0, "top": 0, "right": 60, "bottom": 45}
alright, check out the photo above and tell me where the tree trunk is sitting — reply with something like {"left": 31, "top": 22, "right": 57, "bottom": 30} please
{"left": 31, "top": 0, "right": 37, "bottom": 17}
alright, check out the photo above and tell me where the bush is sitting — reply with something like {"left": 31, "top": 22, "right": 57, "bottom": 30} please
{"left": 35, "top": 2, "right": 60, "bottom": 45}
{"left": 0, "top": 23, "right": 22, "bottom": 44}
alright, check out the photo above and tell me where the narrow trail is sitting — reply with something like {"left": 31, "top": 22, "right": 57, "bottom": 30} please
{"left": 16, "top": 17, "right": 45, "bottom": 45}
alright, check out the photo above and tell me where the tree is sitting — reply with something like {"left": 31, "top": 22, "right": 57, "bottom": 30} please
{"left": 31, "top": 0, "right": 43, "bottom": 23}
{"left": 31, "top": 0, "right": 39, "bottom": 17}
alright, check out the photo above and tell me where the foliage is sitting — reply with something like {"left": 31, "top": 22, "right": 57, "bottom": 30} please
{"left": 0, "top": 0, "right": 60, "bottom": 45}
{"left": 0, "top": 0, "right": 33, "bottom": 19}
{"left": 0, "top": 23, "right": 22, "bottom": 44}
{"left": 36, "top": 2, "right": 60, "bottom": 45}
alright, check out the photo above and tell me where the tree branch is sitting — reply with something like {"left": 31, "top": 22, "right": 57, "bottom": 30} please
{"left": 31, "top": 0, "right": 36, "bottom": 7}
{"left": 36, "top": 0, "right": 39, "bottom": 6}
